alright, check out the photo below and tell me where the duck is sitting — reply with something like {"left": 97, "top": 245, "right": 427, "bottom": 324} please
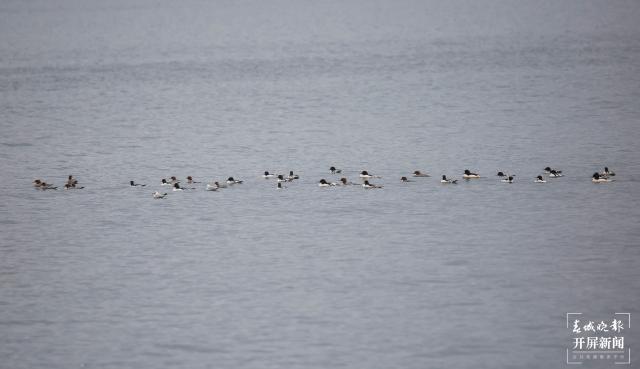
{"left": 227, "top": 177, "right": 243, "bottom": 184}
{"left": 277, "top": 175, "right": 292, "bottom": 182}
{"left": 496, "top": 172, "right": 507, "bottom": 177}
{"left": 65, "top": 184, "right": 84, "bottom": 189}
{"left": 277, "top": 183, "right": 287, "bottom": 190}
{"left": 548, "top": 170, "right": 564, "bottom": 178}
{"left": 441, "top": 175, "right": 457, "bottom": 184}
{"left": 534, "top": 175, "right": 546, "bottom": 183}
{"left": 169, "top": 176, "right": 181, "bottom": 183}
{"left": 161, "top": 179, "right": 174, "bottom": 186}
{"left": 205, "top": 184, "right": 218, "bottom": 191}
{"left": 602, "top": 167, "right": 616, "bottom": 176}
{"left": 544, "top": 167, "right": 563, "bottom": 175}
{"left": 186, "top": 176, "right": 200, "bottom": 183}
{"left": 329, "top": 166, "right": 342, "bottom": 173}
{"left": 401, "top": 176, "right": 415, "bottom": 182}
{"left": 592, "top": 173, "right": 612, "bottom": 183}
{"left": 501, "top": 176, "right": 514, "bottom": 183}
{"left": 153, "top": 191, "right": 167, "bottom": 198}
{"left": 67, "top": 175, "right": 78, "bottom": 185}
{"left": 362, "top": 180, "right": 382, "bottom": 188}
{"left": 130, "top": 181, "right": 145, "bottom": 187}
{"left": 287, "top": 171, "right": 299, "bottom": 179}
{"left": 41, "top": 182, "right": 57, "bottom": 189}
{"left": 339, "top": 178, "right": 358, "bottom": 185}
{"left": 318, "top": 179, "right": 336, "bottom": 187}
{"left": 214, "top": 181, "right": 227, "bottom": 188}
{"left": 359, "top": 171, "right": 380, "bottom": 178}
{"left": 34, "top": 179, "right": 42, "bottom": 187}
{"left": 173, "top": 183, "right": 194, "bottom": 191}
{"left": 262, "top": 171, "right": 276, "bottom": 178}
{"left": 463, "top": 169, "right": 483, "bottom": 179}
{"left": 412, "top": 171, "right": 430, "bottom": 177}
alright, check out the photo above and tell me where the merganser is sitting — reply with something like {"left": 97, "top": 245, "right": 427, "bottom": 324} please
{"left": 359, "top": 171, "right": 380, "bottom": 178}
{"left": 227, "top": 177, "right": 243, "bottom": 184}
{"left": 441, "top": 175, "right": 457, "bottom": 184}
{"left": 329, "top": 167, "right": 342, "bottom": 173}
{"left": 214, "top": 182, "right": 227, "bottom": 188}
{"left": 186, "top": 176, "right": 200, "bottom": 183}
{"left": 544, "top": 167, "right": 562, "bottom": 174}
{"left": 401, "top": 176, "right": 415, "bottom": 182}
{"left": 173, "top": 183, "right": 194, "bottom": 191}
{"left": 262, "top": 171, "right": 276, "bottom": 178}
{"left": 65, "top": 184, "right": 84, "bottom": 189}
{"left": 548, "top": 170, "right": 564, "bottom": 178}
{"left": 463, "top": 169, "right": 483, "bottom": 178}
{"left": 339, "top": 178, "right": 358, "bottom": 185}
{"left": 534, "top": 175, "right": 546, "bottom": 183}
{"left": 170, "top": 176, "right": 180, "bottom": 183}
{"left": 277, "top": 183, "right": 287, "bottom": 190}
{"left": 67, "top": 175, "right": 78, "bottom": 185}
{"left": 592, "top": 173, "right": 612, "bottom": 183}
{"left": 362, "top": 180, "right": 382, "bottom": 188}
{"left": 161, "top": 179, "right": 174, "bottom": 186}
{"left": 41, "top": 182, "right": 57, "bottom": 189}
{"left": 413, "top": 171, "right": 430, "bottom": 177}
{"left": 34, "top": 179, "right": 42, "bottom": 187}
{"left": 318, "top": 179, "right": 336, "bottom": 187}
{"left": 501, "top": 176, "right": 514, "bottom": 183}
{"left": 130, "top": 181, "right": 146, "bottom": 187}
{"left": 288, "top": 171, "right": 299, "bottom": 179}
{"left": 602, "top": 167, "right": 616, "bottom": 176}
{"left": 496, "top": 172, "right": 507, "bottom": 177}
{"left": 205, "top": 184, "right": 218, "bottom": 191}
{"left": 153, "top": 191, "right": 167, "bottom": 198}
{"left": 277, "top": 175, "right": 292, "bottom": 182}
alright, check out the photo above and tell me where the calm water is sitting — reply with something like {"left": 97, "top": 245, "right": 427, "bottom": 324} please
{"left": 1, "top": 0, "right": 640, "bottom": 368}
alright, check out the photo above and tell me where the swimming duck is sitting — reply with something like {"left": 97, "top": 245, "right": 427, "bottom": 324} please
{"left": 186, "top": 176, "right": 200, "bottom": 183}
{"left": 169, "top": 176, "right": 181, "bottom": 183}
{"left": 161, "top": 179, "right": 174, "bottom": 186}
{"left": 65, "top": 184, "right": 84, "bottom": 189}
{"left": 548, "top": 170, "right": 564, "bottom": 178}
{"left": 401, "top": 176, "right": 415, "bottom": 182}
{"left": 277, "top": 183, "right": 287, "bottom": 190}
{"left": 277, "top": 175, "right": 292, "bottom": 182}
{"left": 34, "top": 179, "right": 42, "bottom": 187}
{"left": 227, "top": 177, "right": 243, "bottom": 184}
{"left": 67, "top": 175, "right": 78, "bottom": 185}
{"left": 544, "top": 167, "right": 562, "bottom": 175}
{"left": 362, "top": 180, "right": 382, "bottom": 188}
{"left": 339, "top": 178, "right": 358, "bottom": 185}
{"left": 359, "top": 171, "right": 380, "bottom": 178}
{"left": 287, "top": 171, "right": 299, "bottom": 179}
{"left": 173, "top": 183, "right": 194, "bottom": 191}
{"left": 592, "top": 173, "right": 612, "bottom": 183}
{"left": 463, "top": 170, "right": 483, "bottom": 179}
{"left": 602, "top": 167, "right": 616, "bottom": 176}
{"left": 496, "top": 172, "right": 507, "bottom": 177}
{"left": 318, "top": 179, "right": 336, "bottom": 187}
{"left": 501, "top": 176, "right": 514, "bottom": 183}
{"left": 153, "top": 191, "right": 167, "bottom": 198}
{"left": 534, "top": 175, "right": 546, "bottom": 183}
{"left": 205, "top": 184, "right": 218, "bottom": 191}
{"left": 262, "top": 171, "right": 276, "bottom": 178}
{"left": 441, "top": 175, "right": 457, "bottom": 184}
{"left": 41, "top": 182, "right": 57, "bottom": 189}
{"left": 329, "top": 166, "right": 342, "bottom": 173}
{"left": 130, "top": 181, "right": 145, "bottom": 187}
{"left": 412, "top": 171, "right": 430, "bottom": 177}
{"left": 214, "top": 181, "right": 227, "bottom": 188}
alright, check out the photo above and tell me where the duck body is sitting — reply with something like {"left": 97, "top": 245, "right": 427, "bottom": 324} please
{"left": 413, "top": 171, "right": 430, "bottom": 177}
{"left": 441, "top": 175, "right": 457, "bottom": 184}
{"left": 339, "top": 178, "right": 357, "bottom": 185}
{"left": 501, "top": 176, "right": 514, "bottom": 183}
{"left": 277, "top": 175, "right": 292, "bottom": 182}
{"left": 534, "top": 175, "right": 546, "bottom": 183}
{"left": 186, "top": 176, "right": 200, "bottom": 183}
{"left": 602, "top": 167, "right": 616, "bottom": 176}
{"left": 329, "top": 167, "right": 342, "bottom": 173}
{"left": 65, "top": 184, "right": 84, "bottom": 189}
{"left": 161, "top": 179, "right": 174, "bottom": 186}
{"left": 173, "top": 183, "right": 194, "bottom": 191}
{"left": 592, "top": 173, "right": 612, "bottom": 183}
{"left": 288, "top": 171, "right": 299, "bottom": 179}
{"left": 277, "top": 183, "right": 287, "bottom": 190}
{"left": 401, "top": 176, "right": 415, "bottom": 182}
{"left": 262, "top": 171, "right": 276, "bottom": 178}
{"left": 214, "top": 182, "right": 227, "bottom": 188}
{"left": 359, "top": 171, "right": 380, "bottom": 178}
{"left": 362, "top": 180, "right": 382, "bottom": 188}
{"left": 130, "top": 181, "right": 145, "bottom": 187}
{"left": 169, "top": 176, "right": 181, "bottom": 184}
{"left": 318, "top": 179, "right": 336, "bottom": 187}
{"left": 41, "top": 182, "right": 57, "bottom": 189}
{"left": 548, "top": 170, "right": 564, "bottom": 178}
{"left": 463, "top": 169, "right": 483, "bottom": 179}
{"left": 227, "top": 177, "right": 243, "bottom": 184}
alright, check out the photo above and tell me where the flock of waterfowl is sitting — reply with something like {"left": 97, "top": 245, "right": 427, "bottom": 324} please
{"left": 32, "top": 166, "right": 617, "bottom": 198}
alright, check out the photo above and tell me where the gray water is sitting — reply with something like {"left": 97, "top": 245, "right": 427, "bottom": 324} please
{"left": 2, "top": 0, "right": 640, "bottom": 368}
